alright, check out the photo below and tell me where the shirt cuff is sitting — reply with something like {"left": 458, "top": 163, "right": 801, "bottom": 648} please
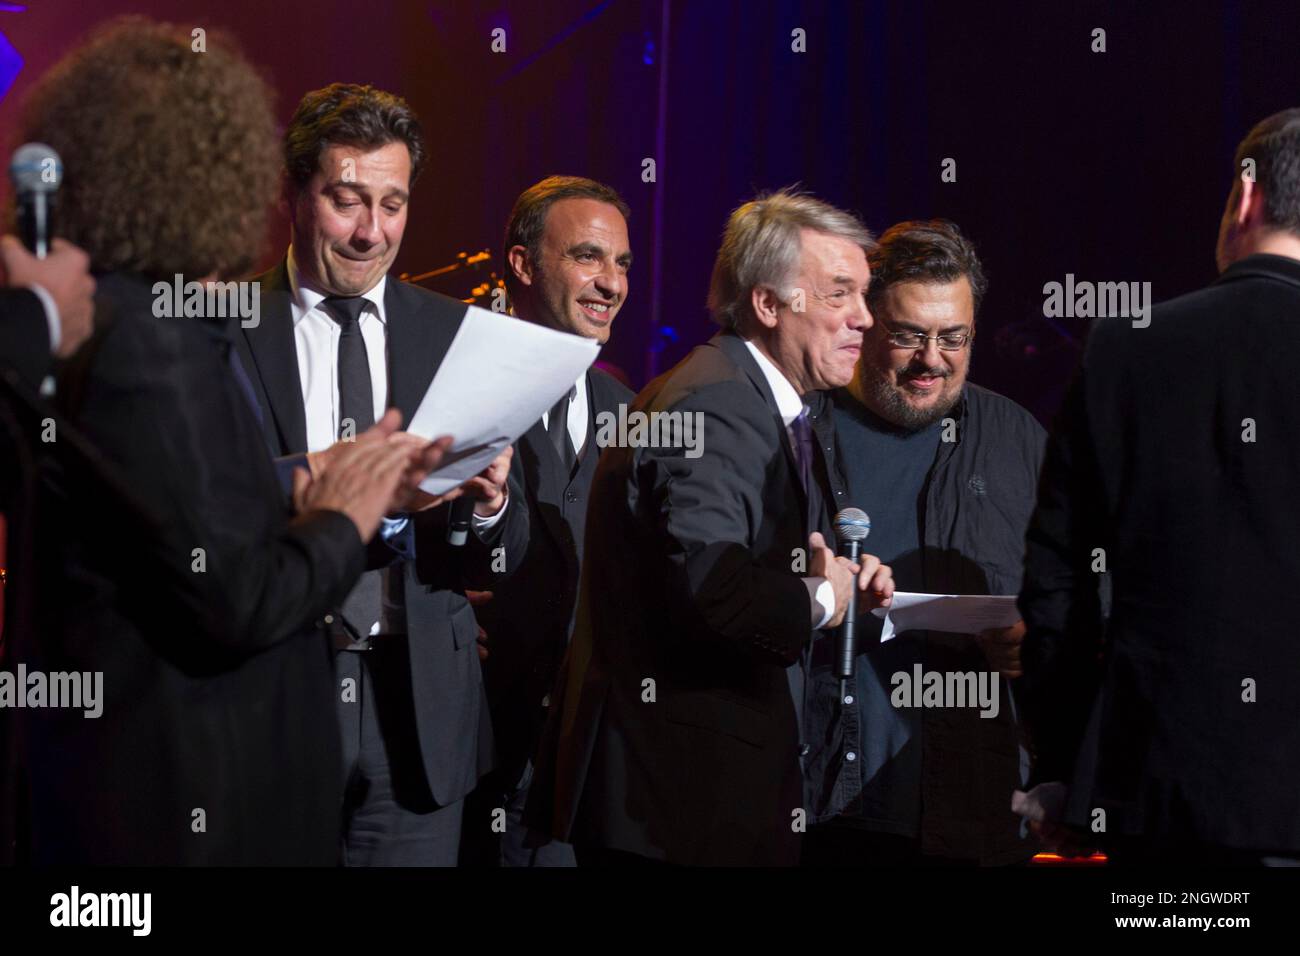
{"left": 380, "top": 515, "right": 416, "bottom": 560}
{"left": 471, "top": 490, "right": 508, "bottom": 531}
{"left": 27, "top": 283, "right": 60, "bottom": 354}
{"left": 804, "top": 576, "right": 835, "bottom": 629}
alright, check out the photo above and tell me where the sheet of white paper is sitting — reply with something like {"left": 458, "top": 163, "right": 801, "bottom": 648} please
{"left": 406, "top": 305, "right": 600, "bottom": 494}
{"left": 869, "top": 591, "right": 1021, "bottom": 642}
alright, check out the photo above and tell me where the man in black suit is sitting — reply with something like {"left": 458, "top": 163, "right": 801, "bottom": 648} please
{"left": 529, "top": 188, "right": 895, "bottom": 865}
{"left": 238, "top": 84, "right": 528, "bottom": 866}
{"left": 7, "top": 21, "right": 436, "bottom": 864}
{"left": 1019, "top": 108, "right": 1300, "bottom": 864}
{"left": 464, "top": 176, "right": 634, "bottom": 867}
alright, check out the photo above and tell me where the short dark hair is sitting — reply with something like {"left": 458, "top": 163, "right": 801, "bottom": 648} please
{"left": 1232, "top": 108, "right": 1300, "bottom": 235}
{"left": 867, "top": 219, "right": 988, "bottom": 318}
{"left": 502, "top": 175, "right": 630, "bottom": 298}
{"left": 17, "top": 17, "right": 280, "bottom": 279}
{"left": 284, "top": 83, "right": 426, "bottom": 190}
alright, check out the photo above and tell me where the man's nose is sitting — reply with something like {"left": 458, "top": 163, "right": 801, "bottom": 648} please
{"left": 849, "top": 294, "right": 872, "bottom": 332}
{"left": 595, "top": 261, "right": 624, "bottom": 301}
{"left": 352, "top": 206, "right": 382, "bottom": 246}
{"left": 916, "top": 335, "right": 942, "bottom": 365}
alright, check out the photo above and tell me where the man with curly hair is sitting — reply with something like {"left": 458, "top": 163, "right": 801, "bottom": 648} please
{"left": 6, "top": 18, "right": 443, "bottom": 865}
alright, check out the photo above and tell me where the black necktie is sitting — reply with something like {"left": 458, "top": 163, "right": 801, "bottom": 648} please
{"left": 547, "top": 385, "right": 578, "bottom": 477}
{"left": 321, "top": 296, "right": 374, "bottom": 438}
{"left": 321, "top": 295, "right": 381, "bottom": 641}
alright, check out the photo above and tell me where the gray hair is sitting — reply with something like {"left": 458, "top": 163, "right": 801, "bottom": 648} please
{"left": 707, "top": 187, "right": 875, "bottom": 329}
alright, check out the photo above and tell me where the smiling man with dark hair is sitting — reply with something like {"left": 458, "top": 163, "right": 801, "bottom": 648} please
{"left": 463, "top": 175, "right": 634, "bottom": 867}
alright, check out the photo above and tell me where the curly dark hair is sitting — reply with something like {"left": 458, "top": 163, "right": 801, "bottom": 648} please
{"left": 866, "top": 219, "right": 988, "bottom": 318}
{"left": 15, "top": 17, "right": 281, "bottom": 280}
{"left": 284, "top": 84, "right": 426, "bottom": 191}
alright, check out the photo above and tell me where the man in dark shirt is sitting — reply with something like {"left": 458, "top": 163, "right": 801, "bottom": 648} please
{"left": 804, "top": 220, "right": 1045, "bottom": 866}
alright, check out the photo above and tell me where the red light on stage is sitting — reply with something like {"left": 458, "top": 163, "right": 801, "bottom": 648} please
{"left": 1031, "top": 851, "right": 1109, "bottom": 866}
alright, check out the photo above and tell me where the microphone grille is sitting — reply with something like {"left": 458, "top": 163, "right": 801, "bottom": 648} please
{"left": 834, "top": 507, "right": 871, "bottom": 543}
{"left": 10, "top": 142, "right": 62, "bottom": 194}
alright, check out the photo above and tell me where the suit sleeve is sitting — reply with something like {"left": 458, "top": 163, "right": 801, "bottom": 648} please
{"left": 409, "top": 456, "right": 529, "bottom": 590}
{"left": 0, "top": 288, "right": 52, "bottom": 390}
{"left": 1017, "top": 349, "right": 1108, "bottom": 783}
{"left": 640, "top": 380, "right": 813, "bottom": 664}
{"left": 68, "top": 308, "right": 365, "bottom": 658}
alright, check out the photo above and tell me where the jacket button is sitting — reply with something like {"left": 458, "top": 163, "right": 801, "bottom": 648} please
{"left": 845, "top": 751, "right": 857, "bottom": 762}
{"left": 323, "top": 614, "right": 334, "bottom": 625}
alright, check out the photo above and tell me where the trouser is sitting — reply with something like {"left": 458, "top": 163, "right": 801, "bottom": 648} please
{"left": 336, "top": 641, "right": 463, "bottom": 866}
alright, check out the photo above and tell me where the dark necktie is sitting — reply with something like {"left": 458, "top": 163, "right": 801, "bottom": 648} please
{"left": 320, "top": 295, "right": 381, "bottom": 641}
{"left": 547, "top": 385, "right": 578, "bottom": 477}
{"left": 791, "top": 407, "right": 814, "bottom": 494}
{"left": 321, "top": 296, "right": 374, "bottom": 437}
{"left": 791, "top": 406, "right": 825, "bottom": 534}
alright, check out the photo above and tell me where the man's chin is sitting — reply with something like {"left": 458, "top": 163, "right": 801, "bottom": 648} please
{"left": 327, "top": 258, "right": 389, "bottom": 296}
{"left": 871, "top": 383, "right": 959, "bottom": 430}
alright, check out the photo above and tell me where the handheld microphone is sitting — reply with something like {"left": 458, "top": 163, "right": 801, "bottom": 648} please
{"left": 10, "top": 143, "right": 62, "bottom": 258}
{"left": 833, "top": 507, "right": 871, "bottom": 701}
{"left": 446, "top": 495, "right": 475, "bottom": 547}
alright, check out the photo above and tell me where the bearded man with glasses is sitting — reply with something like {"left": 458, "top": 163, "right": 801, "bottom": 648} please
{"left": 801, "top": 219, "right": 1048, "bottom": 867}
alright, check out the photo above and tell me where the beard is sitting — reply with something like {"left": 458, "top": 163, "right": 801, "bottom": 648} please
{"left": 859, "top": 359, "right": 964, "bottom": 431}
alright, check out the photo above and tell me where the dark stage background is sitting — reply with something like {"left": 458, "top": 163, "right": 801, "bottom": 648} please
{"left": 2, "top": 0, "right": 1298, "bottom": 422}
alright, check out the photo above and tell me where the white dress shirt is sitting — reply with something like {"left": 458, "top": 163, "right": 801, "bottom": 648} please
{"left": 541, "top": 369, "right": 590, "bottom": 457}
{"left": 742, "top": 338, "right": 835, "bottom": 629}
{"left": 287, "top": 251, "right": 389, "bottom": 453}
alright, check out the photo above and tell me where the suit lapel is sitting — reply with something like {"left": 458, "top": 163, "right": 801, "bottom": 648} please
{"left": 711, "top": 331, "right": 808, "bottom": 517}
{"left": 240, "top": 261, "right": 308, "bottom": 454}
{"left": 384, "top": 279, "right": 462, "bottom": 424}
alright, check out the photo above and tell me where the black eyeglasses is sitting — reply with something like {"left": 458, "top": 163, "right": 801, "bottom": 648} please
{"left": 883, "top": 329, "right": 971, "bottom": 351}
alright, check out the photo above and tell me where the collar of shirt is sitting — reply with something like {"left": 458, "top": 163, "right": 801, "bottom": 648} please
{"left": 542, "top": 369, "right": 590, "bottom": 453}
{"left": 742, "top": 337, "right": 806, "bottom": 426}
{"left": 286, "top": 247, "right": 388, "bottom": 328}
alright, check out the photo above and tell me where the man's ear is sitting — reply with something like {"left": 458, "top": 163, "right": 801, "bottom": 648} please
{"left": 507, "top": 245, "right": 534, "bottom": 288}
{"left": 1235, "top": 176, "right": 1262, "bottom": 228}
{"left": 751, "top": 285, "right": 782, "bottom": 330}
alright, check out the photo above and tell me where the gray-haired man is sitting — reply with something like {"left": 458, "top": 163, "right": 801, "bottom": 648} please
{"left": 527, "top": 188, "right": 894, "bottom": 865}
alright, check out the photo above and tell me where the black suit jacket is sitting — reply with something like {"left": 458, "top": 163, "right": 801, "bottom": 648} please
{"left": 476, "top": 366, "right": 632, "bottom": 786}
{"left": 0, "top": 288, "right": 50, "bottom": 390}
{"left": 17, "top": 271, "right": 364, "bottom": 864}
{"left": 1019, "top": 253, "right": 1300, "bottom": 854}
{"left": 237, "top": 261, "right": 529, "bottom": 806}
{"left": 529, "top": 330, "right": 843, "bottom": 865}
{"left": 1, "top": 289, "right": 50, "bottom": 514}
